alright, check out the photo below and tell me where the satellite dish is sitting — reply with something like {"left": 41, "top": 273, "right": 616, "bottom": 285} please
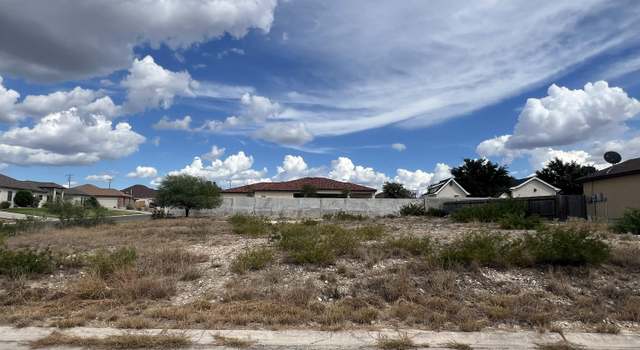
{"left": 604, "top": 151, "right": 622, "bottom": 165}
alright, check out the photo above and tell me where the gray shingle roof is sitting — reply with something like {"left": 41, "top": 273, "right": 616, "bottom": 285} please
{"left": 578, "top": 157, "right": 640, "bottom": 182}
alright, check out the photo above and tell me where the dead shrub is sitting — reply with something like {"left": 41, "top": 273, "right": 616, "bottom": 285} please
{"left": 70, "top": 273, "right": 112, "bottom": 300}
{"left": 376, "top": 333, "right": 415, "bottom": 350}
{"left": 213, "top": 335, "right": 255, "bottom": 348}
{"left": 204, "top": 301, "right": 314, "bottom": 327}
{"left": 86, "top": 247, "right": 136, "bottom": 278}
{"left": 30, "top": 331, "right": 192, "bottom": 349}
{"left": 608, "top": 244, "right": 640, "bottom": 269}
{"left": 112, "top": 270, "right": 176, "bottom": 301}
{"left": 116, "top": 317, "right": 153, "bottom": 329}
{"left": 619, "top": 296, "right": 640, "bottom": 321}
{"left": 141, "top": 247, "right": 208, "bottom": 276}
{"left": 365, "top": 268, "right": 417, "bottom": 303}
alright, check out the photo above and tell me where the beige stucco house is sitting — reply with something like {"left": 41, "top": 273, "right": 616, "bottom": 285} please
{"left": 423, "top": 178, "right": 469, "bottom": 198}
{"left": 579, "top": 157, "right": 640, "bottom": 221}
{"left": 500, "top": 176, "right": 560, "bottom": 198}
{"left": 66, "top": 184, "right": 131, "bottom": 209}
{"left": 223, "top": 177, "right": 376, "bottom": 198}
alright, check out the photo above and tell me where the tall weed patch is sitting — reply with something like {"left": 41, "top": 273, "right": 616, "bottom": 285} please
{"left": 451, "top": 200, "right": 527, "bottom": 223}
{"left": 612, "top": 208, "right": 640, "bottom": 235}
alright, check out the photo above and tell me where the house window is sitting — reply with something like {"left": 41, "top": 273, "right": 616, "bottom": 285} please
{"left": 7, "top": 191, "right": 12, "bottom": 202}
{"left": 533, "top": 188, "right": 537, "bottom": 192}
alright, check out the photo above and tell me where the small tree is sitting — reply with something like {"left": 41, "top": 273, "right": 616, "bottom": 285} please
{"left": 452, "top": 158, "right": 513, "bottom": 197}
{"left": 536, "top": 158, "right": 596, "bottom": 195}
{"left": 300, "top": 184, "right": 318, "bottom": 198}
{"left": 382, "top": 182, "right": 414, "bottom": 198}
{"left": 156, "top": 174, "right": 222, "bottom": 217}
{"left": 84, "top": 196, "right": 101, "bottom": 209}
{"left": 13, "top": 190, "right": 34, "bottom": 207}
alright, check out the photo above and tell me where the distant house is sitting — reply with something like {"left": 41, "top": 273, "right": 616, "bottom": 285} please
{"left": 66, "top": 184, "right": 131, "bottom": 209}
{"left": 223, "top": 177, "right": 376, "bottom": 198}
{"left": 121, "top": 184, "right": 157, "bottom": 209}
{"left": 500, "top": 176, "right": 560, "bottom": 198}
{"left": 423, "top": 178, "right": 469, "bottom": 198}
{"left": 0, "top": 174, "right": 65, "bottom": 207}
{"left": 578, "top": 157, "right": 640, "bottom": 221}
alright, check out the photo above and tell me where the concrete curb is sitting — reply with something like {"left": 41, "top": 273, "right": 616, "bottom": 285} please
{"left": 1, "top": 327, "right": 639, "bottom": 349}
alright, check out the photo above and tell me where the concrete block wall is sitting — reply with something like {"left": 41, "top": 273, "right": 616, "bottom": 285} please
{"left": 184, "top": 197, "right": 465, "bottom": 218}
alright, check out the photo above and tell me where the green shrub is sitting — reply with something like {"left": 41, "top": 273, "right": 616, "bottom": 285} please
{"left": 13, "top": 190, "right": 35, "bottom": 207}
{"left": 451, "top": 200, "right": 526, "bottom": 223}
{"left": 87, "top": 247, "right": 137, "bottom": 278}
{"left": 384, "top": 236, "right": 433, "bottom": 257}
{"left": 439, "top": 232, "right": 511, "bottom": 267}
{"left": 230, "top": 247, "right": 275, "bottom": 274}
{"left": 0, "top": 238, "right": 54, "bottom": 278}
{"left": 229, "top": 214, "right": 272, "bottom": 237}
{"left": 84, "top": 196, "right": 101, "bottom": 209}
{"left": 425, "top": 207, "right": 448, "bottom": 217}
{"left": 0, "top": 201, "right": 10, "bottom": 209}
{"left": 499, "top": 213, "right": 542, "bottom": 230}
{"left": 612, "top": 208, "right": 640, "bottom": 235}
{"left": 278, "top": 224, "right": 361, "bottom": 265}
{"left": 524, "top": 226, "right": 610, "bottom": 266}
{"left": 323, "top": 211, "right": 366, "bottom": 221}
{"left": 399, "top": 202, "right": 426, "bottom": 216}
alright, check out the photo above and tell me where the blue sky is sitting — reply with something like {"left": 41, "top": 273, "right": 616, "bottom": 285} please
{"left": 1, "top": 0, "right": 640, "bottom": 193}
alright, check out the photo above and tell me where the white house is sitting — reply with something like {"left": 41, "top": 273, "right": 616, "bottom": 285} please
{"left": 423, "top": 178, "right": 469, "bottom": 198}
{"left": 500, "top": 176, "right": 560, "bottom": 198}
{"left": 0, "top": 174, "right": 65, "bottom": 207}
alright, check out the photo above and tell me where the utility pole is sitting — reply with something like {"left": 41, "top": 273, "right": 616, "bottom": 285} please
{"left": 65, "top": 174, "right": 73, "bottom": 188}
{"left": 107, "top": 178, "right": 112, "bottom": 189}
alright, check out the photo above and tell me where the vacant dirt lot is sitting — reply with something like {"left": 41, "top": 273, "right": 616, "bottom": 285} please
{"left": 1, "top": 216, "right": 639, "bottom": 334}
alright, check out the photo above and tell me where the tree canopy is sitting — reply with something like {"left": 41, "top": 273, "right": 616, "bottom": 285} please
{"left": 156, "top": 174, "right": 222, "bottom": 217}
{"left": 535, "top": 158, "right": 596, "bottom": 195}
{"left": 13, "top": 190, "right": 34, "bottom": 207}
{"left": 451, "top": 158, "right": 513, "bottom": 197}
{"left": 300, "top": 184, "right": 318, "bottom": 198}
{"left": 382, "top": 182, "right": 414, "bottom": 198}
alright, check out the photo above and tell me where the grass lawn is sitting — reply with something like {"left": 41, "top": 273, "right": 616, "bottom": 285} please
{"left": 1, "top": 207, "right": 140, "bottom": 217}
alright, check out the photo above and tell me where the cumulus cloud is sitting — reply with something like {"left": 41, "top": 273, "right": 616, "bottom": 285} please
{"left": 392, "top": 163, "right": 451, "bottom": 195}
{"left": 201, "top": 145, "right": 226, "bottom": 161}
{"left": 0, "top": 77, "right": 20, "bottom": 123}
{"left": 19, "top": 86, "right": 120, "bottom": 119}
{"left": 169, "top": 151, "right": 269, "bottom": 187}
{"left": 391, "top": 143, "right": 406, "bottom": 151}
{"left": 328, "top": 157, "right": 390, "bottom": 189}
{"left": 153, "top": 115, "right": 193, "bottom": 130}
{"left": 86, "top": 174, "right": 114, "bottom": 183}
{"left": 254, "top": 122, "right": 314, "bottom": 145}
{"left": 273, "top": 155, "right": 324, "bottom": 181}
{"left": 477, "top": 81, "right": 640, "bottom": 171}
{"left": 127, "top": 166, "right": 158, "bottom": 178}
{"left": 507, "top": 81, "right": 640, "bottom": 149}
{"left": 0, "top": 108, "right": 145, "bottom": 165}
{"left": 0, "top": 0, "right": 278, "bottom": 81}
{"left": 122, "top": 56, "right": 198, "bottom": 113}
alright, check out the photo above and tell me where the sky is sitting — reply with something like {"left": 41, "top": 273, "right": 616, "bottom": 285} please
{"left": 1, "top": 0, "right": 640, "bottom": 194}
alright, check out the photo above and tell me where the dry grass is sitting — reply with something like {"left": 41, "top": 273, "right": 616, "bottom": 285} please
{"left": 213, "top": 334, "right": 255, "bottom": 348}
{"left": 536, "top": 341, "right": 584, "bottom": 350}
{"left": 445, "top": 342, "right": 472, "bottom": 350}
{"left": 30, "top": 331, "right": 192, "bottom": 349}
{"left": 2, "top": 216, "right": 640, "bottom": 333}
{"left": 376, "top": 333, "right": 416, "bottom": 350}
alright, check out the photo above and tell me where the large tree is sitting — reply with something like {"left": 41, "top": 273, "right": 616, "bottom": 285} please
{"left": 451, "top": 158, "right": 513, "bottom": 197}
{"left": 156, "top": 174, "right": 222, "bottom": 217}
{"left": 382, "top": 182, "right": 414, "bottom": 198}
{"left": 536, "top": 158, "right": 596, "bottom": 195}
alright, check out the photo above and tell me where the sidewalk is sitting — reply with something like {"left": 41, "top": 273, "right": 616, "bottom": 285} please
{"left": 1, "top": 326, "right": 639, "bottom": 349}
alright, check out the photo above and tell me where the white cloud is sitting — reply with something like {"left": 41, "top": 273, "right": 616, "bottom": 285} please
{"left": 169, "top": 151, "right": 269, "bottom": 187}
{"left": 152, "top": 136, "right": 161, "bottom": 146}
{"left": 328, "top": 157, "right": 389, "bottom": 189}
{"left": 0, "top": 0, "right": 278, "bottom": 81}
{"left": 122, "top": 56, "right": 198, "bottom": 113}
{"left": 127, "top": 166, "right": 158, "bottom": 178}
{"left": 150, "top": 177, "right": 164, "bottom": 187}
{"left": 391, "top": 143, "right": 406, "bottom": 152}
{"left": 0, "top": 108, "right": 145, "bottom": 165}
{"left": 0, "top": 76, "right": 20, "bottom": 123}
{"left": 217, "top": 48, "right": 246, "bottom": 59}
{"left": 19, "top": 86, "right": 121, "bottom": 119}
{"left": 153, "top": 115, "right": 193, "bottom": 130}
{"left": 273, "top": 155, "right": 324, "bottom": 181}
{"left": 86, "top": 174, "right": 113, "bottom": 183}
{"left": 201, "top": 145, "right": 226, "bottom": 161}
{"left": 254, "top": 122, "right": 314, "bottom": 145}
{"left": 392, "top": 163, "right": 451, "bottom": 195}
{"left": 507, "top": 81, "right": 640, "bottom": 149}
{"left": 476, "top": 81, "right": 640, "bottom": 171}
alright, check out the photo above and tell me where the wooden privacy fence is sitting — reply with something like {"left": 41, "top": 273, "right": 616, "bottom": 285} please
{"left": 442, "top": 195, "right": 586, "bottom": 221}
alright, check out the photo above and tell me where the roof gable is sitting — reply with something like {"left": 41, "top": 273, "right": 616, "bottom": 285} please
{"left": 426, "top": 178, "right": 470, "bottom": 196}
{"left": 510, "top": 176, "right": 560, "bottom": 192}
{"left": 223, "top": 177, "right": 376, "bottom": 193}
{"left": 121, "top": 184, "right": 157, "bottom": 198}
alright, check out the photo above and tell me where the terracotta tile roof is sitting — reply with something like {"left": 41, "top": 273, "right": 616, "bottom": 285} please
{"left": 68, "top": 184, "right": 130, "bottom": 197}
{"left": 223, "top": 177, "right": 376, "bottom": 193}
{"left": 578, "top": 157, "right": 640, "bottom": 182}
{"left": 121, "top": 184, "right": 157, "bottom": 199}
